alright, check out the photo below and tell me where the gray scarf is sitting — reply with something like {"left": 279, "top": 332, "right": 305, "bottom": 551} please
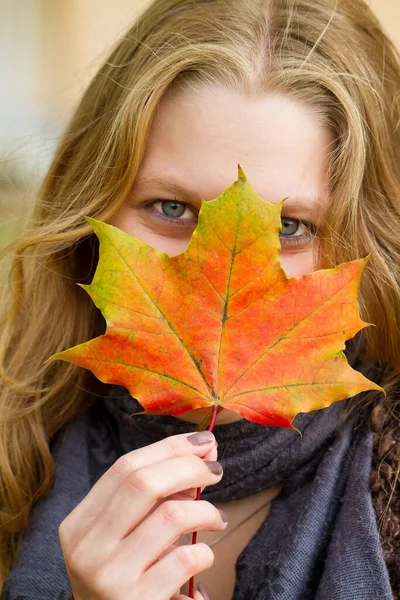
{"left": 4, "top": 386, "right": 393, "bottom": 599}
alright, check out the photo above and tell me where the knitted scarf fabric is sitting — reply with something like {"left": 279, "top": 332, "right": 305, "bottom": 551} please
{"left": 5, "top": 386, "right": 393, "bottom": 599}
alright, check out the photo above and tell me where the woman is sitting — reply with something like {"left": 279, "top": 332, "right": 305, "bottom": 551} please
{"left": 1, "top": 0, "right": 399, "bottom": 598}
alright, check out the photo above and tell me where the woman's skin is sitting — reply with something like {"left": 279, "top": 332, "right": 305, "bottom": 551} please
{"left": 60, "top": 84, "right": 334, "bottom": 599}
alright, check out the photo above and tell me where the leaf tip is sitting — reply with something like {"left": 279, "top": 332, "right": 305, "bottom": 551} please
{"left": 355, "top": 253, "right": 372, "bottom": 275}
{"left": 364, "top": 252, "right": 372, "bottom": 263}
{"left": 46, "top": 351, "right": 62, "bottom": 364}
{"left": 44, "top": 350, "right": 66, "bottom": 365}
{"left": 84, "top": 216, "right": 104, "bottom": 235}
{"left": 126, "top": 409, "right": 149, "bottom": 418}
{"left": 291, "top": 423, "right": 303, "bottom": 438}
{"left": 84, "top": 215, "right": 95, "bottom": 226}
{"left": 280, "top": 196, "right": 289, "bottom": 207}
{"left": 372, "top": 381, "right": 386, "bottom": 397}
{"left": 237, "top": 164, "right": 247, "bottom": 182}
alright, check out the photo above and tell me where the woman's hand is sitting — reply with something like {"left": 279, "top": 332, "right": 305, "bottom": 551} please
{"left": 59, "top": 430, "right": 223, "bottom": 600}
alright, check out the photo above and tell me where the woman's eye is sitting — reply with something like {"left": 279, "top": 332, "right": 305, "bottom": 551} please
{"left": 280, "top": 217, "right": 316, "bottom": 246}
{"left": 158, "top": 200, "right": 187, "bottom": 218}
{"left": 281, "top": 218, "right": 300, "bottom": 236}
{"left": 145, "top": 199, "right": 197, "bottom": 225}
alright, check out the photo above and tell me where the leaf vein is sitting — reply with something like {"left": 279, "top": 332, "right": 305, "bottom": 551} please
{"left": 223, "top": 276, "right": 356, "bottom": 396}
{"left": 226, "top": 380, "right": 354, "bottom": 399}
{"left": 81, "top": 355, "right": 211, "bottom": 401}
{"left": 100, "top": 230, "right": 213, "bottom": 396}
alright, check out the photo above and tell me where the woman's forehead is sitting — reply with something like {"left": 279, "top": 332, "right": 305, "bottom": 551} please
{"left": 138, "top": 84, "right": 333, "bottom": 212}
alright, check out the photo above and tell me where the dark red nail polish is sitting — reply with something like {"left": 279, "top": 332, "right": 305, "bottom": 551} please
{"left": 204, "top": 460, "right": 223, "bottom": 475}
{"left": 218, "top": 508, "right": 228, "bottom": 522}
{"left": 187, "top": 431, "right": 215, "bottom": 445}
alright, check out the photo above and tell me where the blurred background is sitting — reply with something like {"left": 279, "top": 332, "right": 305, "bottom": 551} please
{"left": 1, "top": 0, "right": 399, "bottom": 251}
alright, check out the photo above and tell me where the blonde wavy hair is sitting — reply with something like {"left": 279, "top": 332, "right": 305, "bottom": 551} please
{"left": 1, "top": 0, "right": 400, "bottom": 587}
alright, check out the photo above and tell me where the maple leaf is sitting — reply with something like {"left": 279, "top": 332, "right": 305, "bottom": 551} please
{"left": 52, "top": 167, "right": 382, "bottom": 428}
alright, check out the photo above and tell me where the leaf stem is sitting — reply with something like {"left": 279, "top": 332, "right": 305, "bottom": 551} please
{"left": 188, "top": 404, "right": 219, "bottom": 598}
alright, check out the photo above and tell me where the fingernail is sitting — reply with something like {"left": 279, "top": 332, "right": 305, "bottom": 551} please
{"left": 197, "top": 581, "right": 211, "bottom": 600}
{"left": 218, "top": 508, "right": 228, "bottom": 522}
{"left": 187, "top": 431, "right": 215, "bottom": 445}
{"left": 204, "top": 460, "right": 223, "bottom": 476}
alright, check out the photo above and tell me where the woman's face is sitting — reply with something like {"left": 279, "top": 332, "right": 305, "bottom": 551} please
{"left": 111, "top": 84, "right": 334, "bottom": 424}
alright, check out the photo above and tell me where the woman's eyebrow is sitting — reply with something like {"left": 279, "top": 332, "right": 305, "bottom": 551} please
{"left": 282, "top": 197, "right": 325, "bottom": 215}
{"left": 134, "top": 175, "right": 200, "bottom": 200}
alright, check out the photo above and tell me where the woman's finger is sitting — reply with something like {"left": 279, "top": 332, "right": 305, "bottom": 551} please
{"left": 62, "top": 431, "right": 217, "bottom": 537}
{"left": 109, "top": 499, "right": 228, "bottom": 574}
{"left": 85, "top": 456, "right": 223, "bottom": 545}
{"left": 172, "top": 592, "right": 207, "bottom": 600}
{"left": 136, "top": 543, "right": 214, "bottom": 600}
